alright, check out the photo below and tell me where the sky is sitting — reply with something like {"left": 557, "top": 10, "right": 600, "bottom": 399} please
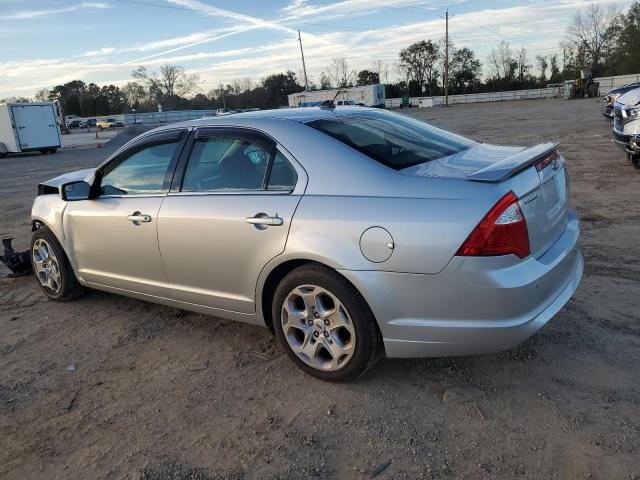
{"left": 0, "top": 0, "right": 632, "bottom": 98}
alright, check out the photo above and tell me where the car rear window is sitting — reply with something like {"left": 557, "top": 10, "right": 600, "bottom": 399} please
{"left": 307, "top": 112, "right": 474, "bottom": 170}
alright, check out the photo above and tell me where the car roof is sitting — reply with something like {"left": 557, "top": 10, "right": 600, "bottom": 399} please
{"left": 164, "top": 106, "right": 379, "bottom": 130}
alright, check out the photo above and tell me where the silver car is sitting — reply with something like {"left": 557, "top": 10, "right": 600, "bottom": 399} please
{"left": 31, "top": 107, "right": 583, "bottom": 381}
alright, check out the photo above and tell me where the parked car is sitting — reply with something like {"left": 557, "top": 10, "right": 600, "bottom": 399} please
{"left": 67, "top": 119, "right": 82, "bottom": 129}
{"left": 215, "top": 108, "right": 235, "bottom": 116}
{"left": 96, "top": 117, "right": 124, "bottom": 129}
{"left": 85, "top": 118, "right": 97, "bottom": 128}
{"left": 612, "top": 87, "right": 640, "bottom": 168}
{"left": 30, "top": 108, "right": 582, "bottom": 381}
{"left": 603, "top": 82, "right": 640, "bottom": 119}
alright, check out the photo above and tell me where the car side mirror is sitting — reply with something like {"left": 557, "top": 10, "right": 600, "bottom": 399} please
{"left": 61, "top": 180, "right": 93, "bottom": 201}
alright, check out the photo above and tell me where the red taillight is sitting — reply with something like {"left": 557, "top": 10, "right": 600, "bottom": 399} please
{"left": 456, "top": 191, "right": 530, "bottom": 259}
{"left": 535, "top": 150, "right": 559, "bottom": 172}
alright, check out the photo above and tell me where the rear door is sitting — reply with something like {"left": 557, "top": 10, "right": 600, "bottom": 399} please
{"left": 12, "top": 104, "right": 60, "bottom": 149}
{"left": 157, "top": 127, "right": 306, "bottom": 314}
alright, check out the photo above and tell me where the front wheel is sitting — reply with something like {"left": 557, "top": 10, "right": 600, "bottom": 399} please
{"left": 272, "top": 264, "right": 383, "bottom": 381}
{"left": 31, "top": 226, "right": 86, "bottom": 301}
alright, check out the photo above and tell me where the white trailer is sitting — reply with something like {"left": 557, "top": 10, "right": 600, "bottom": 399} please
{"left": 0, "top": 102, "right": 62, "bottom": 157}
{"left": 288, "top": 84, "right": 386, "bottom": 108}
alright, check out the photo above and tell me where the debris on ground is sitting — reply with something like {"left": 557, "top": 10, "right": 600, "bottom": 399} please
{"left": 64, "top": 389, "right": 79, "bottom": 412}
{"left": 0, "top": 238, "right": 32, "bottom": 277}
{"left": 66, "top": 363, "right": 77, "bottom": 372}
{"left": 441, "top": 385, "right": 483, "bottom": 405}
{"left": 369, "top": 460, "right": 392, "bottom": 478}
{"left": 189, "top": 361, "right": 209, "bottom": 371}
{"left": 247, "top": 350, "right": 271, "bottom": 363}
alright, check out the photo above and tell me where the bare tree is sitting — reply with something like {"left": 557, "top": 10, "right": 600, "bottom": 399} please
{"left": 122, "top": 81, "right": 147, "bottom": 108}
{"left": 132, "top": 64, "right": 200, "bottom": 102}
{"left": 567, "top": 4, "right": 620, "bottom": 71}
{"left": 371, "top": 60, "right": 388, "bottom": 84}
{"left": 395, "top": 62, "right": 412, "bottom": 86}
{"left": 327, "top": 57, "right": 354, "bottom": 87}
{"left": 240, "top": 78, "right": 253, "bottom": 92}
{"left": 549, "top": 54, "right": 560, "bottom": 81}
{"left": 536, "top": 55, "right": 549, "bottom": 83}
{"left": 516, "top": 47, "right": 530, "bottom": 84}
{"left": 488, "top": 40, "right": 516, "bottom": 80}
{"left": 319, "top": 71, "right": 332, "bottom": 89}
{"left": 34, "top": 89, "right": 50, "bottom": 102}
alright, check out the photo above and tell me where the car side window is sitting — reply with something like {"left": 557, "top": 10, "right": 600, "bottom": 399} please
{"left": 100, "top": 140, "right": 179, "bottom": 196}
{"left": 267, "top": 151, "right": 298, "bottom": 191}
{"left": 181, "top": 134, "right": 272, "bottom": 192}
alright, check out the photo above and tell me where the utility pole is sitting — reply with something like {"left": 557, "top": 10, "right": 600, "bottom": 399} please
{"left": 444, "top": 9, "right": 449, "bottom": 106}
{"left": 298, "top": 30, "right": 309, "bottom": 92}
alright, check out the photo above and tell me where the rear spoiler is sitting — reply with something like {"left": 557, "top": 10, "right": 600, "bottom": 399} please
{"left": 466, "top": 142, "right": 560, "bottom": 183}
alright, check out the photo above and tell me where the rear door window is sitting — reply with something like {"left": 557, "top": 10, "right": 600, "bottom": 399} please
{"left": 307, "top": 112, "right": 474, "bottom": 170}
{"left": 181, "top": 130, "right": 298, "bottom": 192}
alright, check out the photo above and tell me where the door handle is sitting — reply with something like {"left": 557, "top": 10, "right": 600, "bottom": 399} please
{"left": 127, "top": 212, "right": 152, "bottom": 224}
{"left": 246, "top": 215, "right": 283, "bottom": 226}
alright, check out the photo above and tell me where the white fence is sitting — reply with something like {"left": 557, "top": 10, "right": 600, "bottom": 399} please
{"left": 385, "top": 73, "right": 640, "bottom": 108}
{"left": 595, "top": 74, "right": 640, "bottom": 95}
{"left": 385, "top": 87, "right": 562, "bottom": 108}
{"left": 122, "top": 109, "right": 219, "bottom": 125}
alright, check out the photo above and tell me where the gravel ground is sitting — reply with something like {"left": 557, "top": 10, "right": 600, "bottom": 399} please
{"left": 1, "top": 100, "right": 639, "bottom": 480}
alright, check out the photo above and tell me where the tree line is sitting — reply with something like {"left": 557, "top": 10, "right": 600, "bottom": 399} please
{"left": 2, "top": 2, "right": 638, "bottom": 115}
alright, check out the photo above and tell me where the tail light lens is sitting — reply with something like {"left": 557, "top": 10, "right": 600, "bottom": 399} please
{"left": 456, "top": 191, "right": 530, "bottom": 259}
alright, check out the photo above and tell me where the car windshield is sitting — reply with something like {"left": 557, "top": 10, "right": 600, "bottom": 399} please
{"left": 307, "top": 112, "right": 474, "bottom": 170}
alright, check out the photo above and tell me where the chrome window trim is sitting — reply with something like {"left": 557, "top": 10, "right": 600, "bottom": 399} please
{"left": 167, "top": 190, "right": 296, "bottom": 197}
{"left": 98, "top": 193, "right": 168, "bottom": 199}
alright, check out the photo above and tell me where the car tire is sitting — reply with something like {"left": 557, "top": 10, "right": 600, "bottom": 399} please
{"left": 31, "top": 226, "right": 86, "bottom": 302}
{"left": 272, "top": 264, "right": 383, "bottom": 381}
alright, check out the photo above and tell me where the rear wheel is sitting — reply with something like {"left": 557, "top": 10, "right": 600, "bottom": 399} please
{"left": 272, "top": 264, "right": 383, "bottom": 381}
{"left": 31, "top": 226, "right": 86, "bottom": 301}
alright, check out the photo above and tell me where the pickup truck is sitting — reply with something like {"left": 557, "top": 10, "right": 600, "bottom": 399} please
{"left": 612, "top": 87, "right": 640, "bottom": 168}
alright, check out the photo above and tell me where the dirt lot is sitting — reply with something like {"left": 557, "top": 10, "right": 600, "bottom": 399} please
{"left": 1, "top": 99, "right": 639, "bottom": 480}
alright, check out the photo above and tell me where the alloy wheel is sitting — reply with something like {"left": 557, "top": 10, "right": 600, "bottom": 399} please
{"left": 33, "top": 238, "right": 62, "bottom": 294}
{"left": 280, "top": 284, "right": 356, "bottom": 371}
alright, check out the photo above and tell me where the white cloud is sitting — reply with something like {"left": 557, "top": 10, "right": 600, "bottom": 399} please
{"left": 0, "top": 0, "right": 632, "bottom": 98}
{"left": 0, "top": 2, "right": 109, "bottom": 21}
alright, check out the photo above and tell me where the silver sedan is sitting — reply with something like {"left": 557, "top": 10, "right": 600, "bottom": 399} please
{"left": 31, "top": 107, "right": 583, "bottom": 381}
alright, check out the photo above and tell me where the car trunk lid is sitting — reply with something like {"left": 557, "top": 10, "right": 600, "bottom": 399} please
{"left": 401, "top": 142, "right": 569, "bottom": 259}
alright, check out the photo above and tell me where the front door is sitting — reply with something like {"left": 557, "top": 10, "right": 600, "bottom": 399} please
{"left": 157, "top": 128, "right": 306, "bottom": 313}
{"left": 64, "top": 130, "right": 186, "bottom": 296}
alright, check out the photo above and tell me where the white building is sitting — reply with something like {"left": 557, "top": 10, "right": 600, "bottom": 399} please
{"left": 288, "top": 84, "right": 386, "bottom": 108}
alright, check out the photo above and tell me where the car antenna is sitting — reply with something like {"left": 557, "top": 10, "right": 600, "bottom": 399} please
{"left": 321, "top": 72, "right": 355, "bottom": 109}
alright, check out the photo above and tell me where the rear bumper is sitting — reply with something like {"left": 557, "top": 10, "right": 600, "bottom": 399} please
{"left": 341, "top": 210, "right": 583, "bottom": 358}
